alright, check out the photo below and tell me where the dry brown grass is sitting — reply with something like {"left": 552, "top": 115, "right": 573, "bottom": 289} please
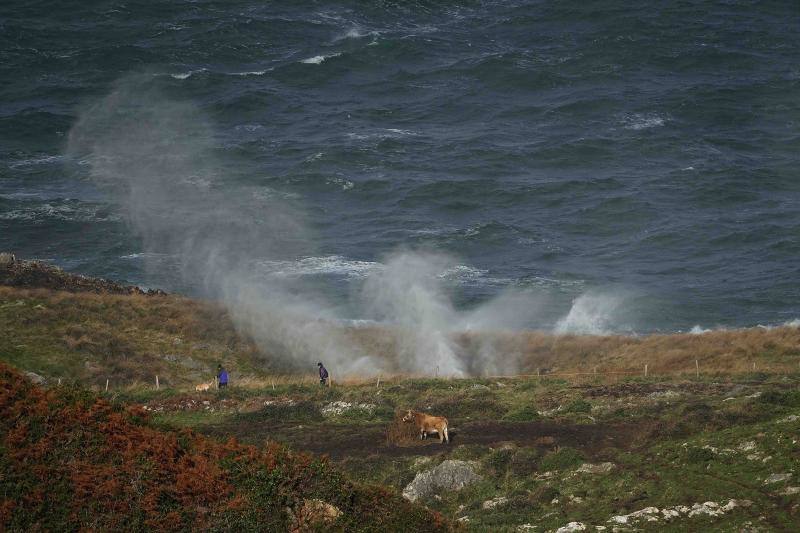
{"left": 3, "top": 285, "right": 800, "bottom": 386}
{"left": 464, "top": 326, "right": 800, "bottom": 377}
{"left": 0, "top": 286, "right": 271, "bottom": 385}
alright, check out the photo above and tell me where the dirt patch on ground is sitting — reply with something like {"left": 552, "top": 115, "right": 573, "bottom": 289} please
{"left": 202, "top": 418, "right": 643, "bottom": 461}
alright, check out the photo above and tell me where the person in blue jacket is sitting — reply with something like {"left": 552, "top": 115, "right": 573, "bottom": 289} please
{"left": 217, "top": 364, "right": 229, "bottom": 389}
{"left": 318, "top": 362, "right": 329, "bottom": 386}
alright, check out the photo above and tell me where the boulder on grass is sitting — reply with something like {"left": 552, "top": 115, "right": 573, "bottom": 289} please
{"left": 402, "top": 460, "right": 482, "bottom": 502}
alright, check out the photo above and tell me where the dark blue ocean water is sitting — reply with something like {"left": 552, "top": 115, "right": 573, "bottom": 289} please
{"left": 2, "top": 0, "right": 799, "bottom": 333}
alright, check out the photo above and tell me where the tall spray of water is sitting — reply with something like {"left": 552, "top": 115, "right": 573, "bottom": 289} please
{"left": 66, "top": 75, "right": 382, "bottom": 375}
{"left": 67, "top": 75, "right": 632, "bottom": 376}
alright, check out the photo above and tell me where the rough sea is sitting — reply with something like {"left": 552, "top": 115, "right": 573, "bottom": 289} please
{"left": 2, "top": 1, "right": 799, "bottom": 334}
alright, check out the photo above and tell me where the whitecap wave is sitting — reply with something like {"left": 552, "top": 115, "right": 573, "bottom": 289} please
{"left": 325, "top": 176, "right": 354, "bottom": 191}
{"left": 8, "top": 155, "right": 64, "bottom": 169}
{"left": 0, "top": 203, "right": 120, "bottom": 223}
{"left": 169, "top": 68, "right": 206, "bottom": 80}
{"left": 230, "top": 69, "right": 270, "bottom": 76}
{"left": 256, "top": 256, "right": 382, "bottom": 279}
{"left": 689, "top": 325, "right": 712, "bottom": 334}
{"left": 301, "top": 53, "right": 341, "bottom": 64}
{"left": 622, "top": 113, "right": 667, "bottom": 130}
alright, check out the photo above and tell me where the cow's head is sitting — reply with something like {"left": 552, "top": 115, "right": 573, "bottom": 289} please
{"left": 401, "top": 409, "right": 414, "bottom": 422}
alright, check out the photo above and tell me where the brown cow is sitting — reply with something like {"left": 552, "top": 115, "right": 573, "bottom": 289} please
{"left": 402, "top": 409, "right": 450, "bottom": 444}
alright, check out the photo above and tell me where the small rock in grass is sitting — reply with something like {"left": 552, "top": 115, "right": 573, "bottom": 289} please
{"left": 764, "top": 473, "right": 792, "bottom": 484}
{"left": 778, "top": 415, "right": 799, "bottom": 423}
{"left": 24, "top": 371, "right": 46, "bottom": 385}
{"left": 738, "top": 441, "right": 757, "bottom": 452}
{"left": 576, "top": 462, "right": 615, "bottom": 474}
{"left": 482, "top": 496, "right": 508, "bottom": 510}
{"left": 555, "top": 522, "right": 586, "bottom": 532}
{"left": 778, "top": 486, "right": 800, "bottom": 496}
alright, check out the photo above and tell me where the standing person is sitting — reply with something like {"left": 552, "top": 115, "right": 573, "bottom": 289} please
{"left": 217, "top": 364, "right": 229, "bottom": 389}
{"left": 318, "top": 362, "right": 329, "bottom": 386}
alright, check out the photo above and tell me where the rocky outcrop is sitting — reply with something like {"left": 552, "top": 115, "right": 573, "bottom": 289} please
{"left": 402, "top": 460, "right": 482, "bottom": 502}
{"left": 0, "top": 256, "right": 165, "bottom": 296}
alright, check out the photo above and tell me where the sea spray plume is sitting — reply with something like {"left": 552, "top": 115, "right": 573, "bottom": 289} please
{"left": 456, "top": 289, "right": 554, "bottom": 375}
{"left": 66, "top": 74, "right": 380, "bottom": 374}
{"left": 361, "top": 250, "right": 466, "bottom": 376}
{"left": 554, "top": 291, "right": 628, "bottom": 335}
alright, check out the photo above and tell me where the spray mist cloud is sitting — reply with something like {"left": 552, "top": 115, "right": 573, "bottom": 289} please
{"left": 66, "top": 75, "right": 630, "bottom": 377}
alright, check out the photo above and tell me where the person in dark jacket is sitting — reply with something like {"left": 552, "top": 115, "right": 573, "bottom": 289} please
{"left": 217, "top": 364, "right": 229, "bottom": 388}
{"left": 318, "top": 362, "right": 329, "bottom": 386}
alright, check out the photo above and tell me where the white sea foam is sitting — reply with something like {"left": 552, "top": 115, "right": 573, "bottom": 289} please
{"left": 256, "top": 256, "right": 382, "bottom": 279}
{"left": 689, "top": 325, "right": 712, "bottom": 335}
{"left": 120, "top": 252, "right": 171, "bottom": 260}
{"left": 301, "top": 53, "right": 340, "bottom": 64}
{"left": 169, "top": 68, "right": 206, "bottom": 80}
{"left": 326, "top": 176, "right": 354, "bottom": 190}
{"left": 230, "top": 69, "right": 270, "bottom": 76}
{"left": 623, "top": 113, "right": 667, "bottom": 130}
{"left": 8, "top": 155, "right": 64, "bottom": 169}
{"left": 0, "top": 203, "right": 119, "bottom": 223}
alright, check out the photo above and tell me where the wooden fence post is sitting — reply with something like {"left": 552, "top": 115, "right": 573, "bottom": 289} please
{"left": 376, "top": 376, "right": 381, "bottom": 388}
{"left": 105, "top": 379, "right": 109, "bottom": 392}
{"left": 695, "top": 360, "right": 699, "bottom": 378}
{"left": 644, "top": 364, "right": 648, "bottom": 378}
{"left": 156, "top": 375, "right": 159, "bottom": 390}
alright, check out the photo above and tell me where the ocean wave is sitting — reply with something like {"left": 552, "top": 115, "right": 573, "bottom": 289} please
{"left": 229, "top": 69, "right": 271, "bottom": 76}
{"left": 301, "top": 53, "right": 341, "bottom": 64}
{"left": 347, "top": 128, "right": 420, "bottom": 140}
{"left": 8, "top": 155, "right": 64, "bottom": 169}
{"left": 325, "top": 177, "right": 354, "bottom": 191}
{"left": 333, "top": 27, "right": 379, "bottom": 42}
{"left": 0, "top": 202, "right": 120, "bottom": 223}
{"left": 256, "top": 256, "right": 381, "bottom": 279}
{"left": 120, "top": 252, "right": 172, "bottom": 260}
{"left": 169, "top": 68, "right": 206, "bottom": 80}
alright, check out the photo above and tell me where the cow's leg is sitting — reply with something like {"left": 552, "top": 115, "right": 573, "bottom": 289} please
{"left": 444, "top": 426, "right": 449, "bottom": 443}
{"left": 419, "top": 429, "right": 425, "bottom": 440}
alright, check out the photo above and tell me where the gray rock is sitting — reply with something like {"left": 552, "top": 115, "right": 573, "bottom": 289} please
{"left": 402, "top": 460, "right": 482, "bottom": 501}
{"left": 576, "top": 462, "right": 615, "bottom": 474}
{"left": 24, "top": 371, "right": 46, "bottom": 385}
{"left": 764, "top": 473, "right": 792, "bottom": 484}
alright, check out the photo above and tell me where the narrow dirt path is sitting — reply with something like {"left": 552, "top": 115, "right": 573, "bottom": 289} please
{"left": 202, "top": 419, "right": 639, "bottom": 460}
